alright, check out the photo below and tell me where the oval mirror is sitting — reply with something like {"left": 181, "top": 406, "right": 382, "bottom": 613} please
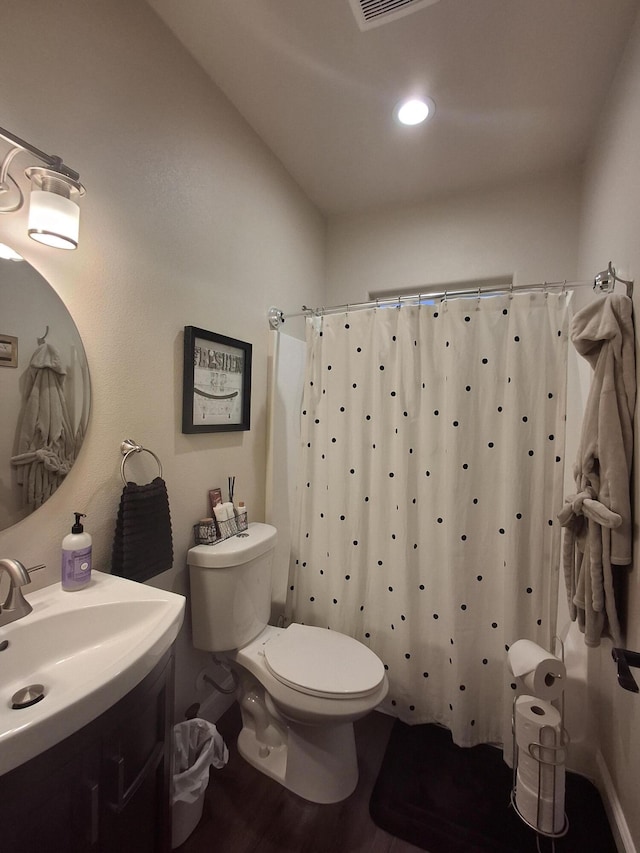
{"left": 0, "top": 247, "right": 90, "bottom": 531}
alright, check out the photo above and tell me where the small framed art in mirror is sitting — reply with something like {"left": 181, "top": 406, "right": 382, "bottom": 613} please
{"left": 182, "top": 326, "right": 252, "bottom": 433}
{"left": 0, "top": 334, "right": 18, "bottom": 368}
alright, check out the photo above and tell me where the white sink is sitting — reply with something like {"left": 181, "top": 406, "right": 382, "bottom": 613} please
{"left": 0, "top": 570, "right": 185, "bottom": 775}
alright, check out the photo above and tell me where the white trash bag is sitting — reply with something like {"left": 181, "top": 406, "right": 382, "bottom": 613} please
{"left": 171, "top": 718, "right": 229, "bottom": 848}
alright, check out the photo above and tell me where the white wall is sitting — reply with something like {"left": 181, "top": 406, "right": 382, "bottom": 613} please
{"left": 0, "top": 0, "right": 325, "bottom": 718}
{"left": 326, "top": 168, "right": 582, "bottom": 304}
{"left": 577, "top": 8, "right": 640, "bottom": 851}
{"left": 2, "top": 12, "right": 639, "bottom": 846}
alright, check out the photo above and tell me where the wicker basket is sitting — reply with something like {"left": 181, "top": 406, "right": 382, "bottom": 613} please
{"left": 193, "top": 511, "right": 248, "bottom": 545}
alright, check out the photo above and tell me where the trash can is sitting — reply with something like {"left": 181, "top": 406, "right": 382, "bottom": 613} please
{"left": 171, "top": 718, "right": 229, "bottom": 849}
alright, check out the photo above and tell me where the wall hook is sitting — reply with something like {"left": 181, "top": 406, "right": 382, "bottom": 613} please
{"left": 594, "top": 261, "right": 634, "bottom": 298}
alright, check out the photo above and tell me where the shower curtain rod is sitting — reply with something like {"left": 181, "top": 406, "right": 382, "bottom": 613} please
{"left": 268, "top": 262, "right": 633, "bottom": 329}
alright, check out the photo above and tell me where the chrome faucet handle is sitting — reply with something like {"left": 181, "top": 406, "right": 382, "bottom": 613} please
{"left": 0, "top": 558, "right": 33, "bottom": 627}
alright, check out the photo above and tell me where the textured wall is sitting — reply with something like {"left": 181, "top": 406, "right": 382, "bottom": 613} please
{"left": 577, "top": 8, "right": 640, "bottom": 850}
{"left": 0, "top": 0, "right": 325, "bottom": 716}
{"left": 326, "top": 168, "right": 581, "bottom": 305}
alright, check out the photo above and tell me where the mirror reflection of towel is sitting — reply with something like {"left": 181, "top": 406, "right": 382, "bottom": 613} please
{"left": 111, "top": 477, "right": 173, "bottom": 582}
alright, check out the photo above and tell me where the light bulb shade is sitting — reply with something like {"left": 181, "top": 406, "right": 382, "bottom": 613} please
{"left": 28, "top": 189, "right": 79, "bottom": 250}
{"left": 394, "top": 96, "right": 436, "bottom": 126}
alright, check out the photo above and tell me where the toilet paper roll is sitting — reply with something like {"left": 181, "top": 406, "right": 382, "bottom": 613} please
{"left": 213, "top": 503, "right": 229, "bottom": 523}
{"left": 517, "top": 744, "right": 565, "bottom": 801}
{"left": 515, "top": 775, "right": 566, "bottom": 835}
{"left": 517, "top": 747, "right": 565, "bottom": 795}
{"left": 514, "top": 695, "right": 561, "bottom": 754}
{"left": 516, "top": 762, "right": 566, "bottom": 808}
{"left": 508, "top": 639, "right": 566, "bottom": 700}
{"left": 517, "top": 751, "right": 539, "bottom": 790}
{"left": 514, "top": 694, "right": 565, "bottom": 833}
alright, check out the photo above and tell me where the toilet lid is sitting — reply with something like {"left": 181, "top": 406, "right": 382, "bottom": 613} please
{"left": 264, "top": 624, "right": 385, "bottom": 698}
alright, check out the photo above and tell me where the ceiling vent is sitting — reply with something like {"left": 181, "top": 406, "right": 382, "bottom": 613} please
{"left": 349, "top": 0, "right": 440, "bottom": 31}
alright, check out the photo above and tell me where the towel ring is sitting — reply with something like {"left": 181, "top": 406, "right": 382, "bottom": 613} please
{"left": 120, "top": 438, "right": 163, "bottom": 485}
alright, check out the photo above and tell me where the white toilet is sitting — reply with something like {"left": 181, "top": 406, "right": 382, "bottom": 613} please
{"left": 187, "top": 522, "right": 388, "bottom": 803}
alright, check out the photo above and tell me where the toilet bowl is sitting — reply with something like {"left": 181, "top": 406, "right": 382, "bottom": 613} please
{"left": 187, "top": 523, "right": 388, "bottom": 803}
{"left": 228, "top": 623, "right": 387, "bottom": 802}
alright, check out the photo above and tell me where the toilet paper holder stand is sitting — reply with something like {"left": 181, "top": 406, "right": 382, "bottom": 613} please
{"left": 510, "top": 638, "right": 570, "bottom": 844}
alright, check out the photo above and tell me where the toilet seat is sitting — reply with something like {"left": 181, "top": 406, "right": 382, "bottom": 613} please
{"left": 264, "top": 623, "right": 385, "bottom": 699}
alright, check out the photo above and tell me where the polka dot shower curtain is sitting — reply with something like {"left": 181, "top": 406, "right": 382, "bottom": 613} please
{"left": 286, "top": 292, "right": 569, "bottom": 747}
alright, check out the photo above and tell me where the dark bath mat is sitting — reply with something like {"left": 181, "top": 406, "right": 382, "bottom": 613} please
{"left": 370, "top": 720, "right": 617, "bottom": 853}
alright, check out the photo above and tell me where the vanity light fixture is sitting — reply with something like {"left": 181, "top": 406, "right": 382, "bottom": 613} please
{"left": 394, "top": 97, "right": 435, "bottom": 126}
{"left": 0, "top": 125, "right": 86, "bottom": 250}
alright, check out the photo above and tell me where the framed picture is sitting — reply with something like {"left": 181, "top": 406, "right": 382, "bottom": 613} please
{"left": 0, "top": 334, "right": 18, "bottom": 368}
{"left": 182, "top": 326, "right": 252, "bottom": 433}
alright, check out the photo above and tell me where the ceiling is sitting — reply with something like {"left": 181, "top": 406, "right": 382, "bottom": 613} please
{"left": 147, "top": 0, "right": 639, "bottom": 216}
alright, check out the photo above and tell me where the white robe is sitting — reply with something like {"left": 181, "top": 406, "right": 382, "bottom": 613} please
{"left": 558, "top": 294, "right": 635, "bottom": 646}
{"left": 10, "top": 343, "right": 75, "bottom": 509}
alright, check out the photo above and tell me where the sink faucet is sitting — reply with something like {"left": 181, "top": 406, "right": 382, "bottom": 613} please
{"left": 0, "top": 559, "right": 34, "bottom": 627}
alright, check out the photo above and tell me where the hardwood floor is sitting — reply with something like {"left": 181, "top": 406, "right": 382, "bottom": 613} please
{"left": 178, "top": 707, "right": 425, "bottom": 853}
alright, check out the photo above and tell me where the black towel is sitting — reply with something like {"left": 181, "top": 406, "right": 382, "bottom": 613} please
{"left": 111, "top": 477, "right": 174, "bottom": 582}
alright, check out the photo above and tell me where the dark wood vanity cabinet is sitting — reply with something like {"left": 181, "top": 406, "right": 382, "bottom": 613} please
{"left": 0, "top": 648, "right": 175, "bottom": 853}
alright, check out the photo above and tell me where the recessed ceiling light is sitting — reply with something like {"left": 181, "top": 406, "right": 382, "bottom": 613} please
{"left": 395, "top": 97, "right": 435, "bottom": 126}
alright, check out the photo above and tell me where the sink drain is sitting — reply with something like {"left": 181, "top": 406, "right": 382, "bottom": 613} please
{"left": 11, "top": 684, "right": 45, "bottom": 710}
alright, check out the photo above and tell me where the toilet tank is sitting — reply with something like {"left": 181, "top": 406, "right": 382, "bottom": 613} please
{"left": 187, "top": 522, "right": 277, "bottom": 652}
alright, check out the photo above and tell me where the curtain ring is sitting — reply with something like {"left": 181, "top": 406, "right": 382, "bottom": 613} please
{"left": 509, "top": 282, "right": 514, "bottom": 300}
{"left": 543, "top": 281, "right": 548, "bottom": 299}
{"left": 443, "top": 290, "right": 448, "bottom": 304}
{"left": 562, "top": 280, "right": 567, "bottom": 294}
{"left": 375, "top": 298, "right": 379, "bottom": 312}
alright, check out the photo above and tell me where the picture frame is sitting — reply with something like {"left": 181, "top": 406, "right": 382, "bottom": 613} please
{"left": 182, "top": 326, "right": 252, "bottom": 433}
{"left": 0, "top": 334, "right": 18, "bottom": 368}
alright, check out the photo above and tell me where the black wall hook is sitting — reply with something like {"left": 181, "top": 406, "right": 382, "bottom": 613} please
{"left": 612, "top": 648, "right": 640, "bottom": 693}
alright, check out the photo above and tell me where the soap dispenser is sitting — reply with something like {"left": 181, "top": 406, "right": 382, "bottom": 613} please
{"left": 62, "top": 512, "right": 92, "bottom": 591}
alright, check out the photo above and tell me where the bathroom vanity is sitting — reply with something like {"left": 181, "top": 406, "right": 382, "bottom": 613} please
{"left": 0, "top": 648, "right": 174, "bottom": 853}
{"left": 0, "top": 570, "right": 185, "bottom": 852}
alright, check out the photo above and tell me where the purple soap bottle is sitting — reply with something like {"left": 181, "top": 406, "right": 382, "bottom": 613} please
{"left": 61, "top": 512, "right": 92, "bottom": 591}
